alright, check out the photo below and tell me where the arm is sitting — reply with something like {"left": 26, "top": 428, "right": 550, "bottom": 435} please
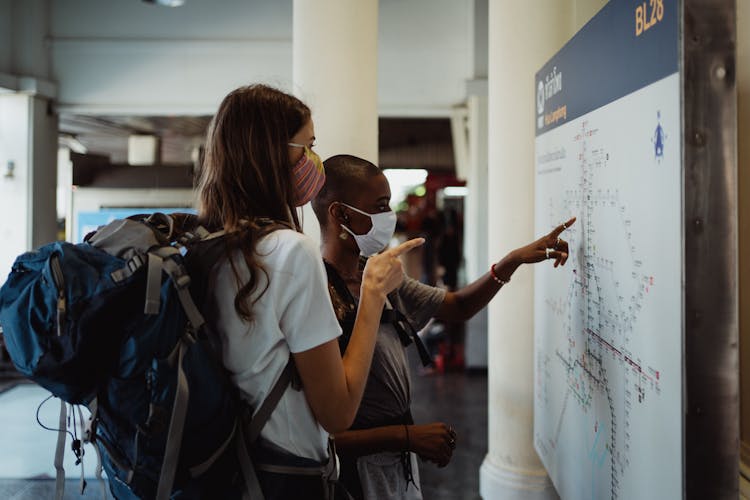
{"left": 335, "top": 422, "right": 457, "bottom": 468}
{"left": 435, "top": 251, "right": 520, "bottom": 322}
{"left": 334, "top": 425, "right": 408, "bottom": 457}
{"left": 435, "top": 217, "right": 577, "bottom": 323}
{"left": 294, "top": 238, "right": 424, "bottom": 434}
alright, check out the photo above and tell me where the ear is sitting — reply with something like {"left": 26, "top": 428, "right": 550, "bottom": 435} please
{"left": 328, "top": 202, "right": 349, "bottom": 223}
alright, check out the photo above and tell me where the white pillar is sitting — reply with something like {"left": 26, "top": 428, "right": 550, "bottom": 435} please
{"left": 462, "top": 0, "right": 490, "bottom": 369}
{"left": 0, "top": 94, "right": 58, "bottom": 281}
{"left": 292, "top": 0, "right": 378, "bottom": 237}
{"left": 464, "top": 80, "right": 490, "bottom": 369}
{"left": 0, "top": 0, "right": 57, "bottom": 282}
{"left": 481, "top": 0, "right": 608, "bottom": 497}
{"left": 480, "top": 0, "right": 571, "bottom": 498}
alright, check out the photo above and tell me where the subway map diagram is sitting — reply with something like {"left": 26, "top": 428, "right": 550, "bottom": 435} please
{"left": 533, "top": 73, "right": 682, "bottom": 500}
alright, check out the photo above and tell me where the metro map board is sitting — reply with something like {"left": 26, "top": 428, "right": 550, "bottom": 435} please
{"left": 533, "top": 1, "right": 682, "bottom": 499}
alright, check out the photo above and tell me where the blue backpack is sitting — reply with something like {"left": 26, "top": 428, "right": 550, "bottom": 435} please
{"left": 0, "top": 213, "right": 292, "bottom": 500}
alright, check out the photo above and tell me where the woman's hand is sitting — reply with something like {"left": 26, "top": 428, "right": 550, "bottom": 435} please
{"left": 296, "top": 238, "right": 425, "bottom": 433}
{"left": 361, "top": 238, "right": 425, "bottom": 298}
{"left": 407, "top": 423, "right": 457, "bottom": 468}
{"left": 512, "top": 217, "right": 576, "bottom": 268}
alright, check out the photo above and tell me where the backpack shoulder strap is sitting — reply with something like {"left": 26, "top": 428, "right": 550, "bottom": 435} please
{"left": 232, "top": 354, "right": 297, "bottom": 500}
{"left": 187, "top": 218, "right": 291, "bottom": 273}
{"left": 245, "top": 354, "right": 296, "bottom": 444}
{"left": 383, "top": 299, "right": 434, "bottom": 368}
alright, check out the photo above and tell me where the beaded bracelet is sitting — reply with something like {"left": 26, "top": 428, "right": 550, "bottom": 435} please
{"left": 490, "top": 263, "right": 510, "bottom": 286}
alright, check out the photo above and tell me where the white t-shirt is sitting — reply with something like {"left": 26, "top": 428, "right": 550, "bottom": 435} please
{"left": 210, "top": 229, "right": 342, "bottom": 461}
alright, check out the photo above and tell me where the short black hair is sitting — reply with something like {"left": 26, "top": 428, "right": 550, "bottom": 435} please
{"left": 312, "top": 154, "right": 383, "bottom": 225}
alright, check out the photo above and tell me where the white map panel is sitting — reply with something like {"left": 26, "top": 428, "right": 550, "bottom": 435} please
{"left": 533, "top": 73, "right": 682, "bottom": 500}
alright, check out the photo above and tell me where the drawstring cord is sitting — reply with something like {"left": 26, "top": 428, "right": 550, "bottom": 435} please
{"left": 401, "top": 424, "right": 419, "bottom": 492}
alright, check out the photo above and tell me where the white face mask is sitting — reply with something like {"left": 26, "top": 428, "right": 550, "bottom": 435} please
{"left": 339, "top": 202, "right": 397, "bottom": 257}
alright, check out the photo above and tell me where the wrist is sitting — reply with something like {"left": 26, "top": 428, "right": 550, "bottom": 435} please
{"left": 360, "top": 280, "right": 388, "bottom": 303}
{"left": 492, "top": 254, "right": 519, "bottom": 283}
{"left": 489, "top": 263, "right": 509, "bottom": 286}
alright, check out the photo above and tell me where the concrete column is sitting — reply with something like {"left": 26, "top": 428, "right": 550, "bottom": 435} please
{"left": 0, "top": 94, "right": 58, "bottom": 281}
{"left": 464, "top": 81, "right": 490, "bottom": 370}
{"left": 479, "top": 0, "right": 571, "bottom": 498}
{"left": 462, "top": 0, "right": 490, "bottom": 370}
{"left": 479, "top": 0, "right": 612, "bottom": 497}
{"left": 292, "top": 0, "right": 378, "bottom": 236}
{"left": 0, "top": 0, "right": 57, "bottom": 282}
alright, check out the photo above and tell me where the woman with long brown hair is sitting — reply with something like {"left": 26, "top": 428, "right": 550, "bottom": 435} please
{"left": 197, "top": 84, "right": 423, "bottom": 499}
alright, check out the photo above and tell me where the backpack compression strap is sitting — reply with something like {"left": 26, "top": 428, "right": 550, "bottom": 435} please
{"left": 155, "top": 336, "right": 191, "bottom": 500}
{"left": 53, "top": 399, "right": 66, "bottom": 500}
{"left": 153, "top": 255, "right": 206, "bottom": 500}
{"left": 52, "top": 400, "right": 89, "bottom": 500}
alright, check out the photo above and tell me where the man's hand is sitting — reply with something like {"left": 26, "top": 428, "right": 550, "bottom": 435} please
{"left": 512, "top": 217, "right": 576, "bottom": 268}
{"left": 408, "top": 422, "right": 457, "bottom": 468}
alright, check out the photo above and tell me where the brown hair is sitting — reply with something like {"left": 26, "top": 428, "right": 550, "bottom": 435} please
{"left": 197, "top": 84, "right": 311, "bottom": 321}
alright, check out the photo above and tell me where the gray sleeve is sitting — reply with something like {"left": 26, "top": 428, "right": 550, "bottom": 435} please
{"left": 396, "top": 276, "right": 446, "bottom": 331}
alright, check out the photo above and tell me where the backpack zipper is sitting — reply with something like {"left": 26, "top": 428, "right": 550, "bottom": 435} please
{"left": 50, "top": 254, "right": 66, "bottom": 336}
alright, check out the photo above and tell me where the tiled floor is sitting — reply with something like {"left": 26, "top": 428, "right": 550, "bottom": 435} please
{"left": 0, "top": 380, "right": 109, "bottom": 500}
{"left": 409, "top": 350, "right": 487, "bottom": 500}
{"left": 0, "top": 354, "right": 488, "bottom": 499}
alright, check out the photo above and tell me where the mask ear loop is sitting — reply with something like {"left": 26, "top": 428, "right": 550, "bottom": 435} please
{"left": 339, "top": 201, "right": 371, "bottom": 218}
{"left": 338, "top": 202, "right": 375, "bottom": 231}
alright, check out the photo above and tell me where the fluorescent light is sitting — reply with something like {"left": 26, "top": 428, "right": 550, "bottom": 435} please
{"left": 142, "top": 0, "right": 185, "bottom": 6}
{"left": 59, "top": 135, "right": 88, "bottom": 154}
{"left": 443, "top": 186, "right": 468, "bottom": 197}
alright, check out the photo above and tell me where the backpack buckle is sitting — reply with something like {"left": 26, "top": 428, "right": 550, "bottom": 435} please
{"left": 128, "top": 254, "right": 146, "bottom": 273}
{"left": 173, "top": 272, "right": 191, "bottom": 289}
{"left": 111, "top": 254, "right": 147, "bottom": 283}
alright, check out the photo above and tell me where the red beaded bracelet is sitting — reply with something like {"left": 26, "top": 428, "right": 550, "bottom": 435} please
{"left": 490, "top": 263, "right": 510, "bottom": 286}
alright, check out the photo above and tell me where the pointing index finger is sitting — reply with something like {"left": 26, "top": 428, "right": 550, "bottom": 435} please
{"left": 387, "top": 237, "right": 425, "bottom": 257}
{"left": 552, "top": 217, "right": 577, "bottom": 237}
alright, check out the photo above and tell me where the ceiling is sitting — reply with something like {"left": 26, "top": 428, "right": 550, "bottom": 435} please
{"left": 59, "top": 114, "right": 210, "bottom": 165}
{"left": 59, "top": 114, "right": 456, "bottom": 172}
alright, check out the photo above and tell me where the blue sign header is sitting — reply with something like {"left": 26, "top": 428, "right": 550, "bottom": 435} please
{"left": 535, "top": 0, "right": 679, "bottom": 136}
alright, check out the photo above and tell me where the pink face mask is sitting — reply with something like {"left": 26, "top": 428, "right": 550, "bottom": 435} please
{"left": 289, "top": 144, "right": 325, "bottom": 206}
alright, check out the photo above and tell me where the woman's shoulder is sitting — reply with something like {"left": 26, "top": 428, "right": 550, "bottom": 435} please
{"left": 258, "top": 228, "right": 321, "bottom": 265}
{"left": 260, "top": 227, "right": 316, "bottom": 250}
